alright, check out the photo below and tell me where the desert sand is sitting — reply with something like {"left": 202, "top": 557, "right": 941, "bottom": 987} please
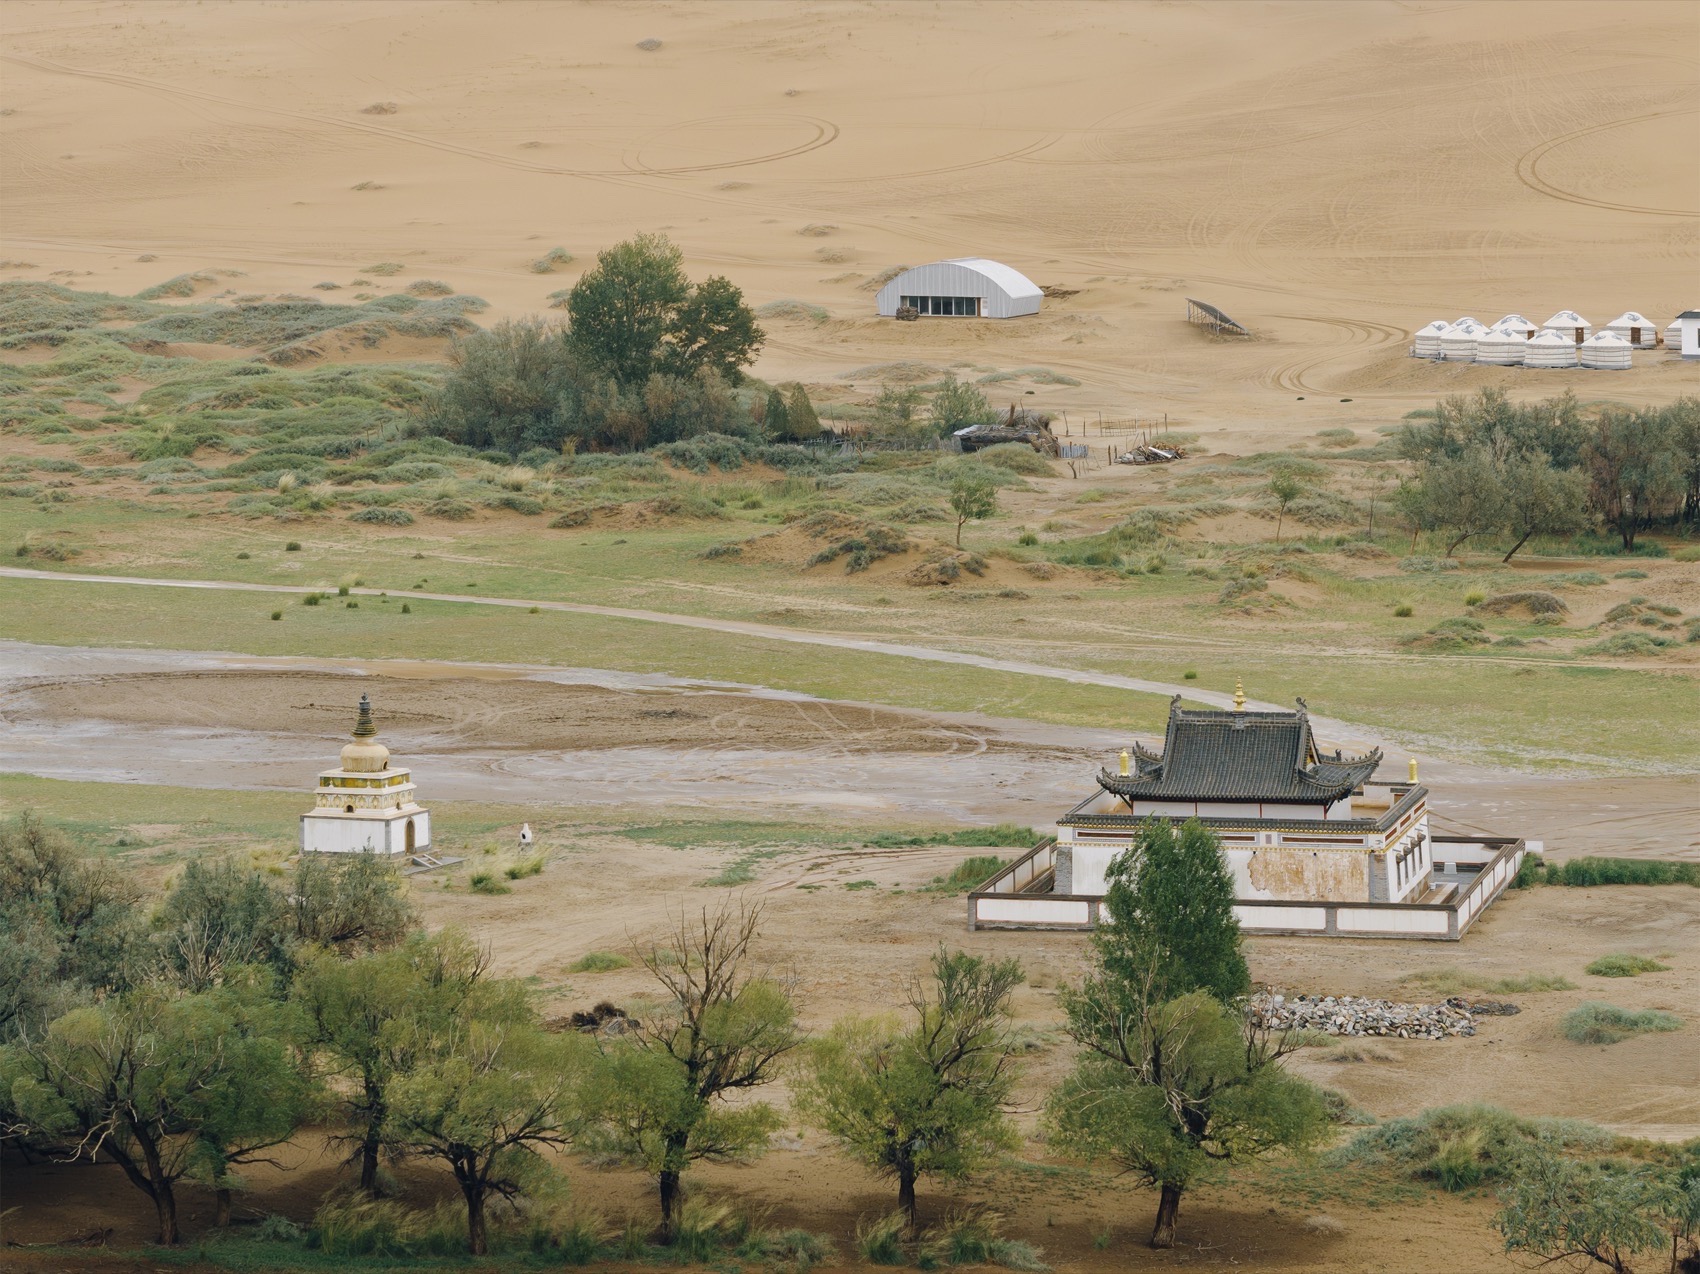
{"left": 2, "top": 0, "right": 1696, "bottom": 441}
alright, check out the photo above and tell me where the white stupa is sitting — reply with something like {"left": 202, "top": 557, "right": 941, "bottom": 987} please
{"left": 1475, "top": 326, "right": 1528, "bottom": 366}
{"left": 300, "top": 694, "right": 431, "bottom": 856}
{"left": 1413, "top": 321, "right": 1450, "bottom": 357}
{"left": 1603, "top": 312, "right": 1657, "bottom": 348}
{"left": 1579, "top": 330, "right": 1633, "bottom": 370}
{"left": 1523, "top": 329, "right": 1580, "bottom": 368}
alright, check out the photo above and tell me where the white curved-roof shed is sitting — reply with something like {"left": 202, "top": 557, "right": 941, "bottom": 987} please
{"left": 876, "top": 258, "right": 1041, "bottom": 319}
{"left": 1603, "top": 312, "right": 1657, "bottom": 347}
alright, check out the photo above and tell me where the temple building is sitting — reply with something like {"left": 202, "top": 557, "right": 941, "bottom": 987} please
{"left": 969, "top": 685, "right": 1528, "bottom": 940}
{"left": 300, "top": 695, "right": 431, "bottom": 857}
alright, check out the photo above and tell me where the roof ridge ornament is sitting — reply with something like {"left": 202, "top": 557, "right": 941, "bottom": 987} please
{"left": 352, "top": 694, "right": 377, "bottom": 739}
{"left": 1233, "top": 679, "right": 1246, "bottom": 712}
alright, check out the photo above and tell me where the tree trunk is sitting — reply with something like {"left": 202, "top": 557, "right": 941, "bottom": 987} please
{"left": 898, "top": 1164, "right": 918, "bottom": 1232}
{"left": 215, "top": 1188, "right": 232, "bottom": 1228}
{"left": 462, "top": 1179, "right": 487, "bottom": 1256}
{"left": 358, "top": 1093, "right": 385, "bottom": 1196}
{"left": 956, "top": 517, "right": 965, "bottom": 547}
{"left": 1149, "top": 1183, "right": 1182, "bottom": 1250}
{"left": 1501, "top": 529, "right": 1534, "bottom": 564}
{"left": 152, "top": 1180, "right": 181, "bottom": 1246}
{"left": 659, "top": 1169, "right": 682, "bottom": 1243}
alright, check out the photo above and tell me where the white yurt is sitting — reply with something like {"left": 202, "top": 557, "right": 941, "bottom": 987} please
{"left": 1454, "top": 316, "right": 1485, "bottom": 329}
{"left": 1579, "top": 330, "right": 1633, "bottom": 370}
{"left": 1524, "top": 329, "right": 1580, "bottom": 368}
{"left": 1665, "top": 319, "right": 1682, "bottom": 349}
{"left": 1493, "top": 314, "right": 1538, "bottom": 338}
{"left": 1475, "top": 326, "right": 1528, "bottom": 366}
{"left": 1603, "top": 312, "right": 1657, "bottom": 348}
{"left": 1440, "top": 320, "right": 1487, "bottom": 361}
{"left": 1542, "top": 310, "right": 1590, "bottom": 343}
{"left": 1413, "top": 320, "right": 1450, "bottom": 357}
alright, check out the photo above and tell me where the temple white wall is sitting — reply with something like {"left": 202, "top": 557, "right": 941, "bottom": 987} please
{"left": 300, "top": 809, "right": 429, "bottom": 855}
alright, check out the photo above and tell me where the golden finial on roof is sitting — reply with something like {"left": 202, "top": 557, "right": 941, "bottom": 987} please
{"left": 352, "top": 693, "right": 377, "bottom": 738}
{"left": 1232, "top": 679, "right": 1246, "bottom": 712}
{"left": 1119, "top": 748, "right": 1130, "bottom": 776}
{"left": 1409, "top": 757, "right": 1419, "bottom": 783}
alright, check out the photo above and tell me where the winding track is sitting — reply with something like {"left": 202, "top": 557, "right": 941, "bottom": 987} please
{"left": 0, "top": 566, "right": 1388, "bottom": 748}
{"left": 1513, "top": 109, "right": 1699, "bottom": 217}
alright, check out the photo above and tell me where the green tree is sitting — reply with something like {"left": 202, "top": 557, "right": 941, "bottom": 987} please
{"left": 1100, "top": 818, "right": 1250, "bottom": 1007}
{"left": 583, "top": 900, "right": 799, "bottom": 1241}
{"left": 1412, "top": 447, "right": 1511, "bottom": 557}
{"left": 287, "top": 852, "right": 416, "bottom": 954}
{"left": 566, "top": 233, "right": 690, "bottom": 387}
{"left": 872, "top": 383, "right": 925, "bottom": 442}
{"left": 1494, "top": 1149, "right": 1675, "bottom": 1273}
{"left": 664, "top": 274, "right": 764, "bottom": 382}
{"left": 422, "top": 318, "right": 575, "bottom": 454}
{"left": 785, "top": 382, "right": 822, "bottom": 441}
{"left": 762, "top": 388, "right": 790, "bottom": 440}
{"left": 1046, "top": 990, "right": 1327, "bottom": 1249}
{"left": 387, "top": 977, "right": 586, "bottom": 1255}
{"left": 6, "top": 981, "right": 309, "bottom": 1244}
{"left": 948, "top": 471, "right": 999, "bottom": 546}
{"left": 292, "top": 929, "right": 487, "bottom": 1196}
{"left": 1583, "top": 407, "right": 1681, "bottom": 550}
{"left": 0, "top": 812, "right": 141, "bottom": 1038}
{"left": 1266, "top": 467, "right": 1307, "bottom": 544}
{"left": 1499, "top": 450, "right": 1586, "bottom": 563}
{"left": 929, "top": 373, "right": 994, "bottom": 434}
{"left": 796, "top": 949, "right": 1023, "bottom": 1228}
{"left": 154, "top": 858, "right": 290, "bottom": 990}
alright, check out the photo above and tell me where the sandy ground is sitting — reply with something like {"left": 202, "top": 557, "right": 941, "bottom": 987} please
{"left": 3, "top": 642, "right": 1696, "bottom": 855}
{"left": 2, "top": 0, "right": 1696, "bottom": 450}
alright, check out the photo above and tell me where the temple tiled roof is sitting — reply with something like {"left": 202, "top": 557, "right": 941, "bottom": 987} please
{"left": 1098, "top": 697, "right": 1380, "bottom": 806}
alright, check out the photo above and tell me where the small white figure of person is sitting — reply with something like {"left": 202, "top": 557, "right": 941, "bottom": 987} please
{"left": 518, "top": 823, "right": 534, "bottom": 851}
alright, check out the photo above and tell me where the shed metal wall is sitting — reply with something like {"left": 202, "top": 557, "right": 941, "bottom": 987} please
{"left": 876, "top": 259, "right": 1041, "bottom": 319}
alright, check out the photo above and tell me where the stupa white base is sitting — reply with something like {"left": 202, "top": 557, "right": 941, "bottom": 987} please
{"left": 300, "top": 806, "right": 430, "bottom": 856}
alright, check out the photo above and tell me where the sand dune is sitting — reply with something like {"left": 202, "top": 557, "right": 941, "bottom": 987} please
{"left": 2, "top": 0, "right": 1694, "bottom": 437}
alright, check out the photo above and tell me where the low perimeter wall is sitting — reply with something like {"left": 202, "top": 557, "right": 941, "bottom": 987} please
{"left": 967, "top": 837, "right": 1526, "bottom": 941}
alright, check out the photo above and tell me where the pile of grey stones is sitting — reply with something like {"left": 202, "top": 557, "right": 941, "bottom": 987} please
{"left": 1248, "top": 992, "right": 1487, "bottom": 1039}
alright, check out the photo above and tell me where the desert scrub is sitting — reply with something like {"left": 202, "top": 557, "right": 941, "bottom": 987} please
{"left": 1584, "top": 954, "right": 1669, "bottom": 978}
{"left": 568, "top": 951, "right": 631, "bottom": 973}
{"left": 808, "top": 522, "right": 911, "bottom": 573}
{"left": 1537, "top": 858, "right": 1700, "bottom": 887}
{"left": 1580, "top": 633, "right": 1671, "bottom": 657}
{"left": 504, "top": 853, "right": 546, "bottom": 880}
{"left": 1327, "top": 1104, "right": 1611, "bottom": 1190}
{"left": 923, "top": 855, "right": 1008, "bottom": 893}
{"left": 468, "top": 871, "right": 511, "bottom": 895}
{"left": 1401, "top": 968, "right": 1575, "bottom": 995}
{"left": 1561, "top": 1003, "right": 1681, "bottom": 1044}
{"left": 529, "top": 247, "right": 573, "bottom": 274}
{"left": 350, "top": 506, "right": 414, "bottom": 525}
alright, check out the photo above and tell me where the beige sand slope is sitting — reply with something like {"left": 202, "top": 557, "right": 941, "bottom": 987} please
{"left": 2, "top": 0, "right": 1696, "bottom": 429}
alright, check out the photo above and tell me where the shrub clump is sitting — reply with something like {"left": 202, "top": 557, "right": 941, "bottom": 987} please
{"left": 1561, "top": 1003, "right": 1681, "bottom": 1044}
{"left": 1473, "top": 590, "right": 1568, "bottom": 617}
{"left": 1580, "top": 632, "right": 1671, "bottom": 657}
{"left": 1540, "top": 858, "right": 1699, "bottom": 887}
{"left": 808, "top": 522, "right": 910, "bottom": 573}
{"left": 1584, "top": 954, "right": 1669, "bottom": 978}
{"left": 568, "top": 951, "right": 631, "bottom": 973}
{"left": 424, "top": 497, "right": 476, "bottom": 521}
{"left": 1329, "top": 1104, "right": 1611, "bottom": 1190}
{"left": 350, "top": 506, "right": 415, "bottom": 525}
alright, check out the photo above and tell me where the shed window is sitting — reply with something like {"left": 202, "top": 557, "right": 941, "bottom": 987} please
{"left": 900, "top": 295, "right": 980, "bottom": 317}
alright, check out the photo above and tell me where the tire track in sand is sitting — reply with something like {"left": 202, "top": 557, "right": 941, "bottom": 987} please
{"left": 1514, "top": 109, "right": 1699, "bottom": 217}
{"left": 1, "top": 52, "right": 840, "bottom": 180}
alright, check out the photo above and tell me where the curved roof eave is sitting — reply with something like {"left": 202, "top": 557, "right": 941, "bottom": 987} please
{"left": 935, "top": 257, "right": 1042, "bottom": 299}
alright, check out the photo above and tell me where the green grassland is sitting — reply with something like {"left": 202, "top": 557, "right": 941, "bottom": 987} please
{"left": 3, "top": 282, "right": 1698, "bottom": 774}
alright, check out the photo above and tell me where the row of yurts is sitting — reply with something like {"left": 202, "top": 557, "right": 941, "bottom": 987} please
{"left": 1411, "top": 311, "right": 1678, "bottom": 370}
